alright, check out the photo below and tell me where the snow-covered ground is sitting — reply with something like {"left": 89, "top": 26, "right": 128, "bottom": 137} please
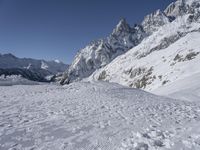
{"left": 1, "top": 81, "right": 200, "bottom": 150}
{"left": 153, "top": 72, "right": 200, "bottom": 102}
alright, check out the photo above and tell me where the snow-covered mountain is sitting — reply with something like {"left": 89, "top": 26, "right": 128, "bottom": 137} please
{"left": 60, "top": 19, "right": 145, "bottom": 84}
{"left": 75, "top": 0, "right": 200, "bottom": 93}
{"left": 61, "top": 0, "right": 200, "bottom": 88}
{"left": 59, "top": 0, "right": 200, "bottom": 94}
{"left": 0, "top": 53, "right": 68, "bottom": 81}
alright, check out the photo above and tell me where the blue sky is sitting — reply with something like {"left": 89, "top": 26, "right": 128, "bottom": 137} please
{"left": 0, "top": 0, "right": 175, "bottom": 64}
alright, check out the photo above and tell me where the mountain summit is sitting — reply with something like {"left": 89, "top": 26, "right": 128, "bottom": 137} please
{"left": 61, "top": 0, "right": 200, "bottom": 90}
{"left": 90, "top": 0, "right": 200, "bottom": 92}
{"left": 112, "top": 18, "right": 131, "bottom": 35}
{"left": 60, "top": 18, "right": 145, "bottom": 84}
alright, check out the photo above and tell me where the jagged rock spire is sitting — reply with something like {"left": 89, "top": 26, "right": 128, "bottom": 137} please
{"left": 164, "top": 0, "right": 200, "bottom": 18}
{"left": 112, "top": 18, "right": 131, "bottom": 36}
{"left": 164, "top": 0, "right": 187, "bottom": 17}
{"left": 141, "top": 9, "right": 170, "bottom": 34}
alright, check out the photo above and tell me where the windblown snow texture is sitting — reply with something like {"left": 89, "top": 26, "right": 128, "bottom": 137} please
{"left": 1, "top": 81, "right": 200, "bottom": 150}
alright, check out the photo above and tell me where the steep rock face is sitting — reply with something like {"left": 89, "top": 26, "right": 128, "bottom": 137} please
{"left": 109, "top": 19, "right": 144, "bottom": 49}
{"left": 142, "top": 9, "right": 170, "bottom": 34}
{"left": 61, "top": 19, "right": 145, "bottom": 84}
{"left": 164, "top": 0, "right": 200, "bottom": 17}
{"left": 164, "top": 0, "right": 188, "bottom": 18}
{"left": 90, "top": 0, "right": 200, "bottom": 92}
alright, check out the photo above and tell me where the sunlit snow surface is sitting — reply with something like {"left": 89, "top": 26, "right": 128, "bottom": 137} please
{"left": 153, "top": 73, "right": 200, "bottom": 102}
{"left": 1, "top": 81, "right": 200, "bottom": 150}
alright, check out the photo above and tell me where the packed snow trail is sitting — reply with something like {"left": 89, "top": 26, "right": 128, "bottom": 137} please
{"left": 1, "top": 82, "right": 200, "bottom": 150}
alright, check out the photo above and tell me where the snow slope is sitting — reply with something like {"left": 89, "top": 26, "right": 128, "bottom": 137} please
{"left": 91, "top": 0, "right": 200, "bottom": 92}
{"left": 1, "top": 81, "right": 200, "bottom": 150}
{"left": 91, "top": 30, "right": 200, "bottom": 91}
{"left": 153, "top": 72, "right": 200, "bottom": 102}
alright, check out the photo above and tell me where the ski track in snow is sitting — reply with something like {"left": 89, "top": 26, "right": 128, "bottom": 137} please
{"left": 0, "top": 82, "right": 200, "bottom": 150}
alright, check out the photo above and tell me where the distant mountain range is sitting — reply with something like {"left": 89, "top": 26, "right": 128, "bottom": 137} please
{"left": 60, "top": 0, "right": 200, "bottom": 93}
{"left": 0, "top": 53, "right": 68, "bottom": 82}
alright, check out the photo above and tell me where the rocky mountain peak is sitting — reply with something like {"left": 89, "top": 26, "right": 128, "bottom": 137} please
{"left": 112, "top": 18, "right": 131, "bottom": 36}
{"left": 142, "top": 9, "right": 170, "bottom": 34}
{"left": 60, "top": 18, "right": 146, "bottom": 84}
{"left": 164, "top": 0, "right": 200, "bottom": 18}
{"left": 60, "top": 0, "right": 200, "bottom": 85}
{"left": 89, "top": 0, "right": 200, "bottom": 92}
{"left": 164, "top": 0, "right": 187, "bottom": 17}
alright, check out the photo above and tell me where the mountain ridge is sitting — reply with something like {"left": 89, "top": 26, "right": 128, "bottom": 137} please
{"left": 60, "top": 18, "right": 145, "bottom": 84}
{"left": 61, "top": 0, "right": 200, "bottom": 93}
{"left": 0, "top": 53, "right": 69, "bottom": 82}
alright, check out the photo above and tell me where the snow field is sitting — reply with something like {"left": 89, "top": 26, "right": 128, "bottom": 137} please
{"left": 0, "top": 82, "right": 200, "bottom": 149}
